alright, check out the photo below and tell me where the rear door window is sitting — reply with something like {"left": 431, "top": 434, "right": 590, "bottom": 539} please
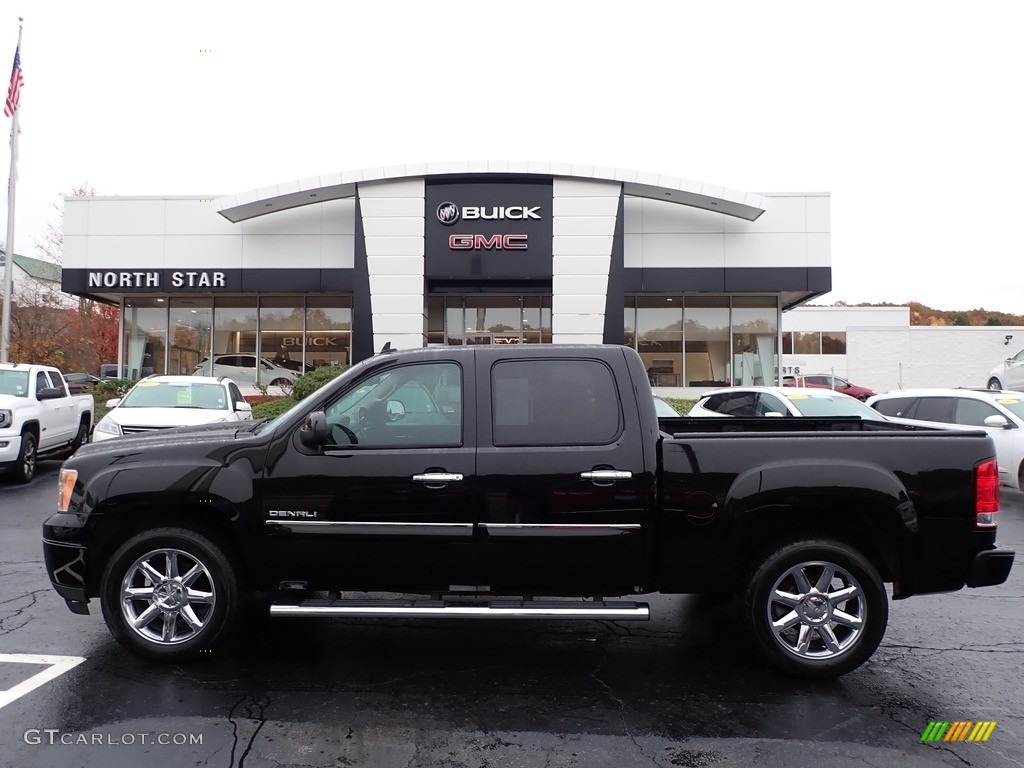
{"left": 491, "top": 359, "right": 621, "bottom": 446}
{"left": 871, "top": 397, "right": 916, "bottom": 418}
{"left": 912, "top": 397, "right": 956, "bottom": 423}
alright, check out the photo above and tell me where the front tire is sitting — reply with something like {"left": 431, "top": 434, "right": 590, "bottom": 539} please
{"left": 70, "top": 418, "right": 89, "bottom": 453}
{"left": 743, "top": 539, "right": 888, "bottom": 678}
{"left": 12, "top": 431, "right": 37, "bottom": 484}
{"left": 100, "top": 527, "right": 241, "bottom": 661}
{"left": 988, "top": 377, "right": 1003, "bottom": 391}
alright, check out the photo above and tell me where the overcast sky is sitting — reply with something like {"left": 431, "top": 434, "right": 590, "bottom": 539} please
{"left": 2, "top": 1, "right": 1022, "bottom": 312}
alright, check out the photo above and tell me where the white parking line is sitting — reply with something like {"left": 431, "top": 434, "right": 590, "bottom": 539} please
{"left": 0, "top": 653, "right": 86, "bottom": 709}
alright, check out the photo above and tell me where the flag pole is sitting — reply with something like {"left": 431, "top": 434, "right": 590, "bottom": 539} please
{"left": 1, "top": 18, "right": 23, "bottom": 363}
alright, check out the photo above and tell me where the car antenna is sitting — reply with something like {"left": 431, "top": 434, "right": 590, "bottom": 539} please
{"left": 379, "top": 342, "right": 395, "bottom": 355}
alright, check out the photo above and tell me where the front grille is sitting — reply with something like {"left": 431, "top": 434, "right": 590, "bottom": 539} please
{"left": 121, "top": 425, "right": 176, "bottom": 435}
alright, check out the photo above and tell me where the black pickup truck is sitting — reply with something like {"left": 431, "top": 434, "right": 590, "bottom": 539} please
{"left": 43, "top": 345, "right": 1015, "bottom": 678}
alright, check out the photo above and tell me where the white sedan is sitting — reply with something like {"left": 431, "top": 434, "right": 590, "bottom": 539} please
{"left": 93, "top": 375, "right": 253, "bottom": 441}
{"left": 688, "top": 385, "right": 887, "bottom": 419}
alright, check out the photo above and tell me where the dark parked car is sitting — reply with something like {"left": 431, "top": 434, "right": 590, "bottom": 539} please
{"left": 62, "top": 373, "right": 101, "bottom": 394}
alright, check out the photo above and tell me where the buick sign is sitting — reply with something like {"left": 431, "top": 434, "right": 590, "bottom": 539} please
{"left": 437, "top": 202, "right": 460, "bottom": 226}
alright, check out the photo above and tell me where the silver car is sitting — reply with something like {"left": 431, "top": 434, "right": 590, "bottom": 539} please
{"left": 987, "top": 347, "right": 1024, "bottom": 391}
{"left": 193, "top": 354, "right": 299, "bottom": 387}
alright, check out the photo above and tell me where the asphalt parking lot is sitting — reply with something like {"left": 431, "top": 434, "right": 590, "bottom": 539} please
{"left": 1, "top": 460, "right": 1022, "bottom": 768}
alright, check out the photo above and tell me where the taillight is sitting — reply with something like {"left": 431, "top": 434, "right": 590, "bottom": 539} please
{"left": 975, "top": 459, "right": 999, "bottom": 527}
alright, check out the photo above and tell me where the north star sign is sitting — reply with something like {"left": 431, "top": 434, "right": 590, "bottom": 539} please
{"left": 87, "top": 271, "right": 227, "bottom": 289}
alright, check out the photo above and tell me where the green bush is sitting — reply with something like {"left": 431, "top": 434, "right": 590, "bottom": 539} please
{"left": 92, "top": 378, "right": 138, "bottom": 399}
{"left": 291, "top": 365, "right": 350, "bottom": 401}
{"left": 252, "top": 398, "right": 299, "bottom": 420}
{"left": 664, "top": 397, "right": 696, "bottom": 415}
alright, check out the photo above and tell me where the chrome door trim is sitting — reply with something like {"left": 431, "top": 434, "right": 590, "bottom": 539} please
{"left": 264, "top": 521, "right": 473, "bottom": 536}
{"left": 480, "top": 523, "right": 641, "bottom": 537}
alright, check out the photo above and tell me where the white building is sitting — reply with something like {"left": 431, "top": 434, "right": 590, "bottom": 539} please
{"left": 60, "top": 162, "right": 831, "bottom": 389}
{"left": 781, "top": 305, "right": 1024, "bottom": 392}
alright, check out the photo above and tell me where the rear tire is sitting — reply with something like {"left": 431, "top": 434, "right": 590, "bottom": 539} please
{"left": 100, "top": 527, "right": 241, "bottom": 661}
{"left": 743, "top": 538, "right": 888, "bottom": 678}
{"left": 988, "top": 377, "right": 1003, "bottom": 391}
{"left": 270, "top": 378, "right": 290, "bottom": 387}
{"left": 12, "top": 432, "right": 37, "bottom": 484}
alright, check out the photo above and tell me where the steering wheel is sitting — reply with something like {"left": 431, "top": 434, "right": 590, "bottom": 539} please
{"left": 329, "top": 424, "right": 359, "bottom": 445}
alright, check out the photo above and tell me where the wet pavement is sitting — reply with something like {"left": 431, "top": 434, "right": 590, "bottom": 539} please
{"left": 2, "top": 459, "right": 1022, "bottom": 767}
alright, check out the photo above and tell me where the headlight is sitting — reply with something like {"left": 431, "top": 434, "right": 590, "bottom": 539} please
{"left": 0, "top": 409, "right": 11, "bottom": 429}
{"left": 58, "top": 468, "right": 78, "bottom": 512}
{"left": 94, "top": 416, "right": 122, "bottom": 436}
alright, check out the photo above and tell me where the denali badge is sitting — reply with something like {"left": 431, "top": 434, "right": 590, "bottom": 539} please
{"left": 437, "top": 202, "right": 460, "bottom": 226}
{"left": 269, "top": 510, "right": 319, "bottom": 519}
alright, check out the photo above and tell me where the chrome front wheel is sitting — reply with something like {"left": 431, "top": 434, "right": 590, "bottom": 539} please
{"left": 120, "top": 548, "right": 216, "bottom": 645}
{"left": 101, "top": 527, "right": 241, "bottom": 660}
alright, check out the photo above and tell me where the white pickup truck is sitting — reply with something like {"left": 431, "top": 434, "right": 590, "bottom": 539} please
{"left": 0, "top": 363, "right": 94, "bottom": 483}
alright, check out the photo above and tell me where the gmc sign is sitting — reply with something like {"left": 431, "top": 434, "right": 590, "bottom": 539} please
{"left": 449, "top": 234, "right": 528, "bottom": 250}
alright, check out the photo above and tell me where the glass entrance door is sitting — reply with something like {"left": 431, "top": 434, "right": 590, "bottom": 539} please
{"left": 428, "top": 295, "right": 552, "bottom": 346}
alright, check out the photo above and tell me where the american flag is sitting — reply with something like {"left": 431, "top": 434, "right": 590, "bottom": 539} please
{"left": 4, "top": 44, "right": 22, "bottom": 118}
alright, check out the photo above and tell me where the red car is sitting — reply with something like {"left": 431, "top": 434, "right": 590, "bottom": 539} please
{"left": 782, "top": 374, "right": 876, "bottom": 401}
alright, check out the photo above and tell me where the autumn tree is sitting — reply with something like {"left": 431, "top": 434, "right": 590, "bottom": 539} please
{"left": 29, "top": 184, "right": 120, "bottom": 373}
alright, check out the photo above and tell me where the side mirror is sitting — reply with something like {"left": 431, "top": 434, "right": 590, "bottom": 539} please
{"left": 37, "top": 387, "right": 64, "bottom": 400}
{"left": 385, "top": 400, "right": 406, "bottom": 422}
{"left": 105, "top": 398, "right": 122, "bottom": 408}
{"left": 298, "top": 411, "right": 328, "bottom": 448}
{"left": 763, "top": 411, "right": 785, "bottom": 417}
{"left": 235, "top": 401, "right": 253, "bottom": 414}
{"left": 984, "top": 414, "right": 1011, "bottom": 429}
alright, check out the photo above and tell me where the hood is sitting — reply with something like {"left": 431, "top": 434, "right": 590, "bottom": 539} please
{"left": 104, "top": 407, "right": 236, "bottom": 429}
{"left": 76, "top": 420, "right": 252, "bottom": 458}
{"left": 0, "top": 393, "right": 30, "bottom": 409}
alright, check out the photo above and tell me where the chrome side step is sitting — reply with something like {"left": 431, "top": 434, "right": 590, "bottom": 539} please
{"left": 269, "top": 599, "right": 650, "bottom": 621}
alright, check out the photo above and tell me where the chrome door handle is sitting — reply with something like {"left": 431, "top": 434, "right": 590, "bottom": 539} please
{"left": 413, "top": 473, "right": 464, "bottom": 483}
{"left": 580, "top": 470, "right": 633, "bottom": 482}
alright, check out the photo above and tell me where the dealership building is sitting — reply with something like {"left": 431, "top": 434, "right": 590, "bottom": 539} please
{"left": 60, "top": 161, "right": 831, "bottom": 388}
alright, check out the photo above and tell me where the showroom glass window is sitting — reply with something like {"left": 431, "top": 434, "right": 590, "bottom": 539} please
{"left": 821, "top": 332, "right": 847, "bottom": 354}
{"left": 210, "top": 297, "right": 257, "bottom": 378}
{"left": 305, "top": 297, "right": 352, "bottom": 369}
{"left": 122, "top": 298, "right": 167, "bottom": 379}
{"left": 731, "top": 297, "right": 779, "bottom": 386}
{"left": 261, "top": 297, "right": 305, "bottom": 373}
{"left": 793, "top": 332, "right": 820, "bottom": 355}
{"left": 636, "top": 298, "right": 683, "bottom": 386}
{"left": 169, "top": 298, "right": 212, "bottom": 376}
{"left": 683, "top": 297, "right": 730, "bottom": 387}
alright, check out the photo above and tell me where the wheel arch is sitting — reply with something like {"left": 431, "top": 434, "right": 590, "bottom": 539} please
{"left": 84, "top": 497, "right": 257, "bottom": 597}
{"left": 731, "top": 497, "right": 911, "bottom": 597}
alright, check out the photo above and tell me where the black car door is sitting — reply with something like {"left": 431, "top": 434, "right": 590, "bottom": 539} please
{"left": 259, "top": 355, "right": 477, "bottom": 593}
{"left": 473, "top": 348, "right": 654, "bottom": 596}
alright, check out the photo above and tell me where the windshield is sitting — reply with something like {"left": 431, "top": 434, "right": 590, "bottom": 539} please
{"left": 119, "top": 381, "right": 228, "bottom": 410}
{"left": 785, "top": 392, "right": 884, "bottom": 419}
{"left": 0, "top": 370, "right": 30, "bottom": 397}
{"left": 653, "top": 397, "right": 679, "bottom": 417}
{"left": 992, "top": 396, "right": 1024, "bottom": 421}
